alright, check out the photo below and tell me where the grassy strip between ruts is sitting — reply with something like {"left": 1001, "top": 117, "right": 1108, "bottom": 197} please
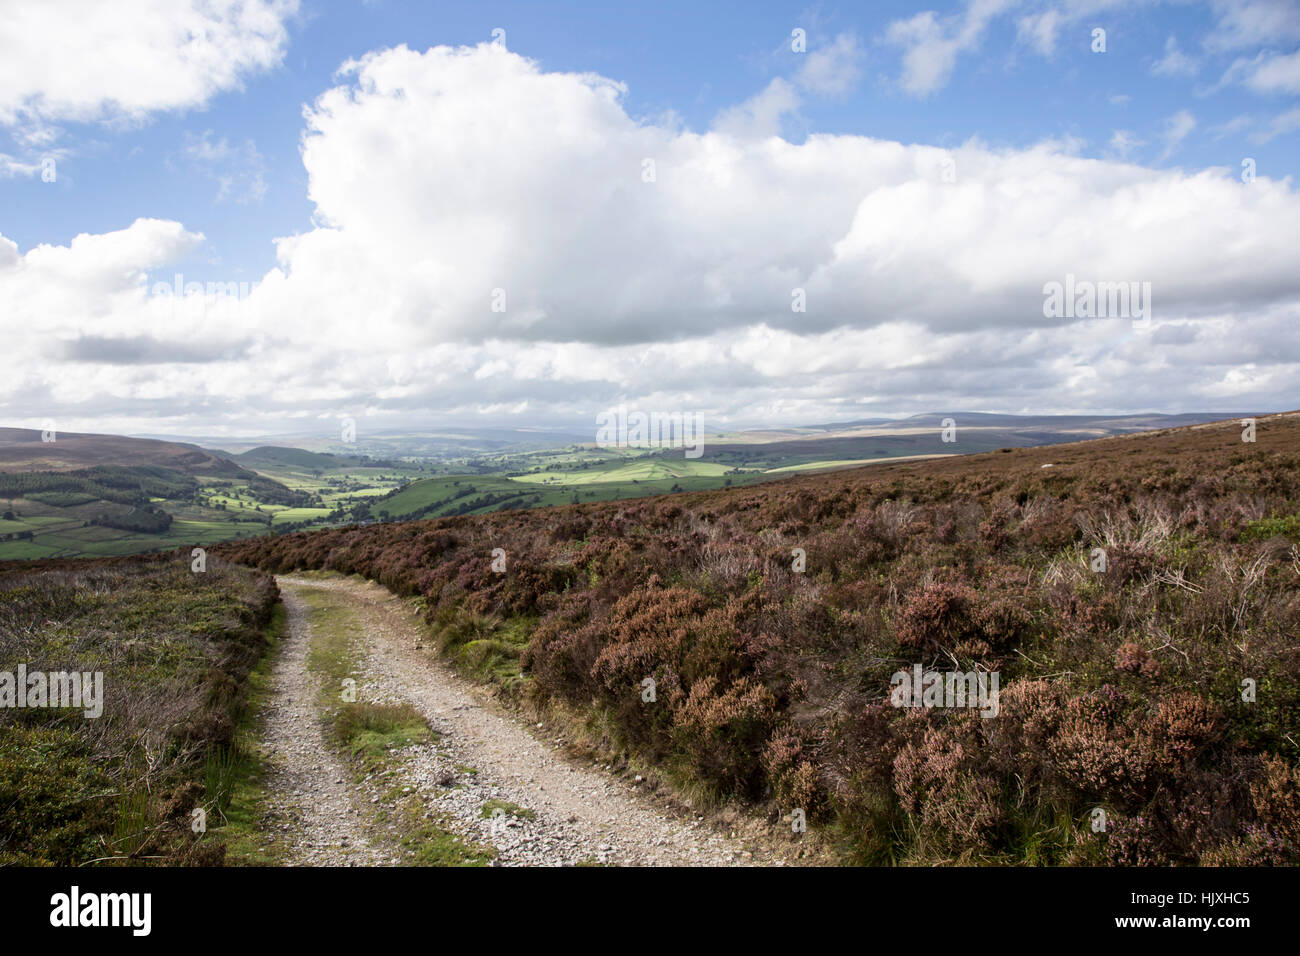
{"left": 294, "top": 583, "right": 495, "bottom": 865}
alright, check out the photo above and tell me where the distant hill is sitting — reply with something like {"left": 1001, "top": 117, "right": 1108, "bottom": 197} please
{"left": 726, "top": 411, "right": 1246, "bottom": 441}
{"left": 0, "top": 428, "right": 308, "bottom": 562}
{"left": 232, "top": 446, "right": 341, "bottom": 471}
{"left": 705, "top": 411, "right": 1252, "bottom": 469}
{"left": 0, "top": 427, "right": 249, "bottom": 478}
{"left": 191, "top": 426, "right": 593, "bottom": 460}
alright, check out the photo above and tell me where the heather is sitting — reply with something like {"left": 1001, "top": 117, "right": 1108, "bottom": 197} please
{"left": 0, "top": 554, "right": 278, "bottom": 864}
{"left": 216, "top": 413, "right": 1300, "bottom": 865}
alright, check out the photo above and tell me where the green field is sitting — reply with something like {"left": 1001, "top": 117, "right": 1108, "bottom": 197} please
{"left": 510, "top": 457, "right": 733, "bottom": 485}
{"left": 0, "top": 444, "right": 913, "bottom": 561}
{"left": 369, "top": 454, "right": 784, "bottom": 521}
{"left": 0, "top": 455, "right": 427, "bottom": 561}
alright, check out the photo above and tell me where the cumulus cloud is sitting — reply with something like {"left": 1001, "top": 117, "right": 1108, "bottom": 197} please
{"left": 0, "top": 0, "right": 297, "bottom": 126}
{"left": 4, "top": 43, "right": 1300, "bottom": 433}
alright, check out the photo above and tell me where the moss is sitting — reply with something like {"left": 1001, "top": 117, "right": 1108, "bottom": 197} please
{"left": 1241, "top": 514, "right": 1300, "bottom": 543}
{"left": 480, "top": 798, "right": 536, "bottom": 821}
{"left": 398, "top": 799, "right": 495, "bottom": 866}
{"left": 328, "top": 702, "right": 433, "bottom": 772}
{"left": 209, "top": 602, "right": 285, "bottom": 865}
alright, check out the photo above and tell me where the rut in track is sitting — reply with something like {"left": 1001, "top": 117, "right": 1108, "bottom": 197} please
{"left": 257, "top": 585, "right": 387, "bottom": 864}
{"left": 265, "top": 573, "right": 798, "bottom": 866}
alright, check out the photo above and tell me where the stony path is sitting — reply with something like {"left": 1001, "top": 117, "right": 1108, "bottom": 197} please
{"left": 270, "top": 573, "right": 797, "bottom": 866}
{"left": 257, "top": 586, "right": 388, "bottom": 865}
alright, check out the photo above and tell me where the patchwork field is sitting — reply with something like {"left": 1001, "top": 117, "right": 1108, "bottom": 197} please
{"left": 0, "top": 433, "right": 429, "bottom": 560}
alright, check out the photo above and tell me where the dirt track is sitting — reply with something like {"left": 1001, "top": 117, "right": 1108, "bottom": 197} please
{"left": 264, "top": 573, "right": 797, "bottom": 866}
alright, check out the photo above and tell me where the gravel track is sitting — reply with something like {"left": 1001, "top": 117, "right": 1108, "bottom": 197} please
{"left": 270, "top": 573, "right": 796, "bottom": 867}
{"left": 257, "top": 585, "right": 388, "bottom": 865}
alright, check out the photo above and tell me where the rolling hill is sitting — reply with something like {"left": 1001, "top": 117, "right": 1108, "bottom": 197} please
{"left": 0, "top": 429, "right": 311, "bottom": 561}
{"left": 0, "top": 427, "right": 250, "bottom": 476}
{"left": 232, "top": 445, "right": 342, "bottom": 471}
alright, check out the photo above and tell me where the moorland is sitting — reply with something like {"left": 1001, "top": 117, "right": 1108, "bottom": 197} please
{"left": 212, "top": 411, "right": 1300, "bottom": 865}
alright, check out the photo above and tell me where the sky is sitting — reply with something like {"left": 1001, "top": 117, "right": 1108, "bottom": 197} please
{"left": 1, "top": 0, "right": 1298, "bottom": 440}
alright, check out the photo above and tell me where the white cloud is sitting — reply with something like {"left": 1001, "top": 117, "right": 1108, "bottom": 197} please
{"left": 1108, "top": 129, "right": 1143, "bottom": 157}
{"left": 0, "top": 0, "right": 298, "bottom": 126}
{"left": 1017, "top": 9, "right": 1064, "bottom": 57}
{"left": 1160, "top": 109, "right": 1197, "bottom": 158}
{"left": 0, "top": 154, "right": 42, "bottom": 178}
{"left": 794, "top": 33, "right": 864, "bottom": 96}
{"left": 1255, "top": 106, "right": 1300, "bottom": 142}
{"left": 1237, "top": 49, "right": 1300, "bottom": 94}
{"left": 887, "top": 0, "right": 1151, "bottom": 96}
{"left": 714, "top": 33, "right": 864, "bottom": 138}
{"left": 713, "top": 78, "right": 802, "bottom": 139}
{"left": 175, "top": 130, "right": 268, "bottom": 204}
{"left": 1152, "top": 36, "right": 1198, "bottom": 76}
{"left": 1205, "top": 0, "right": 1300, "bottom": 52}
{"left": 1208, "top": 114, "right": 1255, "bottom": 139}
{"left": 886, "top": 1, "right": 1018, "bottom": 97}
{"left": 5, "top": 43, "right": 1300, "bottom": 432}
{"left": 1014, "top": 1, "right": 1141, "bottom": 59}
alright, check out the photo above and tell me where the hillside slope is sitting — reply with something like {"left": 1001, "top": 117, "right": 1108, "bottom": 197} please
{"left": 0, "top": 431, "right": 317, "bottom": 562}
{"left": 232, "top": 446, "right": 341, "bottom": 471}
{"left": 216, "top": 412, "right": 1300, "bottom": 865}
{"left": 0, "top": 428, "right": 248, "bottom": 477}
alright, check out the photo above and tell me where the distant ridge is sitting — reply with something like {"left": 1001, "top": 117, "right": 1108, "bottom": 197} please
{"left": 0, "top": 427, "right": 249, "bottom": 477}
{"left": 232, "top": 446, "right": 341, "bottom": 470}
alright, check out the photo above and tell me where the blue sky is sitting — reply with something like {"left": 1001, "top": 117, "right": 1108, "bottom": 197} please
{"left": 1, "top": 0, "right": 1298, "bottom": 436}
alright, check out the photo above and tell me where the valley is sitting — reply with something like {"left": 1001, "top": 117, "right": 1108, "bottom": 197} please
{"left": 0, "top": 412, "right": 1243, "bottom": 561}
